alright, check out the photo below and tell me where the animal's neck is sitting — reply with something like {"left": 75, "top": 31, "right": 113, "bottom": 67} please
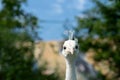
{"left": 65, "top": 59, "right": 76, "bottom": 80}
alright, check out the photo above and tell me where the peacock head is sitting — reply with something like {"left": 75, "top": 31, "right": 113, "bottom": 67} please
{"left": 62, "top": 31, "right": 79, "bottom": 59}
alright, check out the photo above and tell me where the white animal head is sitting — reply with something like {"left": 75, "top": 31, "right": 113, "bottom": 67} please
{"left": 62, "top": 31, "right": 79, "bottom": 60}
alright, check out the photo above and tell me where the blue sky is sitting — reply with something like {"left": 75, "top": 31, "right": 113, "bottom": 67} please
{"left": 0, "top": 0, "right": 93, "bottom": 41}
{"left": 22, "top": 0, "right": 94, "bottom": 41}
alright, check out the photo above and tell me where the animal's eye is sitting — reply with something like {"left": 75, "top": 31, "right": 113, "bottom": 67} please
{"left": 63, "top": 46, "right": 66, "bottom": 50}
{"left": 72, "top": 37, "right": 74, "bottom": 40}
{"left": 75, "top": 45, "right": 78, "bottom": 49}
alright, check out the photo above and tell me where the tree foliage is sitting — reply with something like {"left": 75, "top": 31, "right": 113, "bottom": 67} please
{"left": 0, "top": 0, "right": 59, "bottom": 80}
{"left": 75, "top": 0, "right": 120, "bottom": 80}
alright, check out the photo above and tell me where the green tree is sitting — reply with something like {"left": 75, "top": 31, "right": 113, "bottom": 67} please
{"left": 75, "top": 0, "right": 120, "bottom": 80}
{"left": 0, "top": 0, "right": 58, "bottom": 80}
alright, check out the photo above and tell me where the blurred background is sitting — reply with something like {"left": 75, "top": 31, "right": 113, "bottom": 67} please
{"left": 0, "top": 0, "right": 120, "bottom": 80}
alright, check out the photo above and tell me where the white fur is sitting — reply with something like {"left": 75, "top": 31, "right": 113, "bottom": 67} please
{"left": 62, "top": 39, "right": 79, "bottom": 80}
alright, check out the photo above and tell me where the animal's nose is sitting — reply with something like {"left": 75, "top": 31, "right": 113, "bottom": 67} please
{"left": 67, "top": 48, "right": 74, "bottom": 54}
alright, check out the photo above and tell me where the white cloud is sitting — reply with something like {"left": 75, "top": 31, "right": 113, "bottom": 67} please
{"left": 57, "top": 0, "right": 64, "bottom": 4}
{"left": 64, "top": 0, "right": 87, "bottom": 11}
{"left": 74, "top": 0, "right": 86, "bottom": 10}
{"left": 52, "top": 4, "right": 63, "bottom": 14}
{"left": 50, "top": 0, "right": 65, "bottom": 14}
{"left": 77, "top": 13, "right": 87, "bottom": 18}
